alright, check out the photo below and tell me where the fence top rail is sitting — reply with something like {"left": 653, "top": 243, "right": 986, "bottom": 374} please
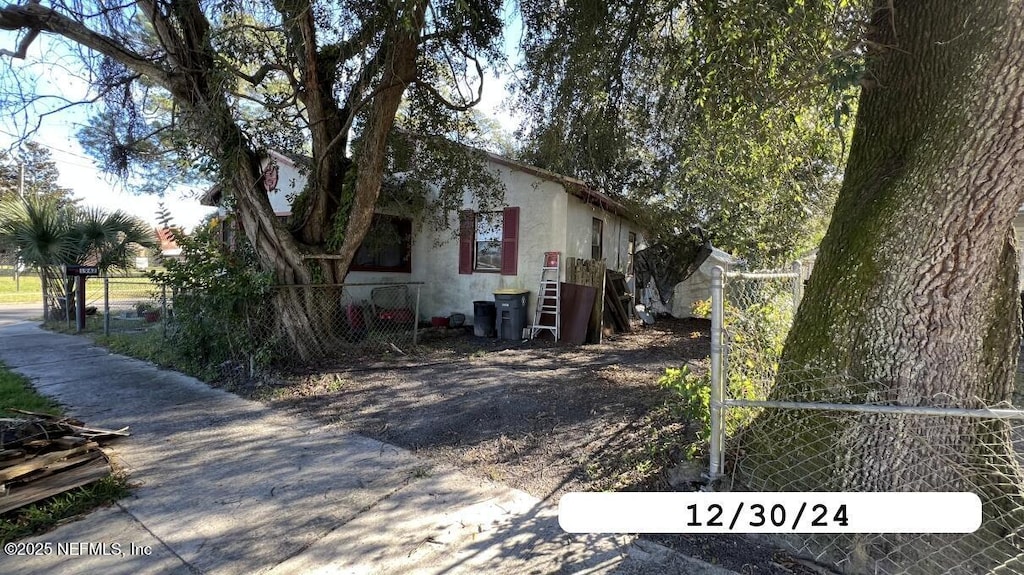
{"left": 722, "top": 398, "right": 1024, "bottom": 420}
{"left": 270, "top": 281, "right": 426, "bottom": 288}
{"left": 725, "top": 271, "right": 799, "bottom": 280}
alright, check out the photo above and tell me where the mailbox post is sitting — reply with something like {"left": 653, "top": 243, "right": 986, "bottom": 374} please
{"left": 64, "top": 265, "right": 99, "bottom": 332}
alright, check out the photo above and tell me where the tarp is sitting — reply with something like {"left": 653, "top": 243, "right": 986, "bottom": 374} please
{"left": 633, "top": 231, "right": 710, "bottom": 305}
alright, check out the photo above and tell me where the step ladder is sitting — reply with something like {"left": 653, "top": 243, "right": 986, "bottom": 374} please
{"left": 530, "top": 252, "right": 560, "bottom": 341}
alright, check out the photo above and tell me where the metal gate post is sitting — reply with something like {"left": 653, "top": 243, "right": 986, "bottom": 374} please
{"left": 709, "top": 266, "right": 726, "bottom": 481}
{"left": 65, "top": 280, "right": 71, "bottom": 329}
{"left": 413, "top": 284, "right": 421, "bottom": 345}
{"left": 791, "top": 261, "right": 803, "bottom": 310}
{"left": 161, "top": 284, "right": 168, "bottom": 339}
{"left": 103, "top": 277, "right": 110, "bottom": 336}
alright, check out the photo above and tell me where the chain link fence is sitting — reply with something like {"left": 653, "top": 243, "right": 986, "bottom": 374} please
{"left": 245, "top": 283, "right": 424, "bottom": 366}
{"left": 43, "top": 276, "right": 164, "bottom": 333}
{"left": 101, "top": 278, "right": 167, "bottom": 335}
{"left": 159, "top": 282, "right": 424, "bottom": 373}
{"left": 51, "top": 279, "right": 425, "bottom": 374}
{"left": 708, "top": 266, "right": 802, "bottom": 479}
{"left": 707, "top": 266, "right": 1024, "bottom": 574}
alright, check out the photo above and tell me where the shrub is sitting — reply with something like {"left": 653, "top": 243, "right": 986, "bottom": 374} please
{"left": 149, "top": 218, "right": 276, "bottom": 377}
{"left": 660, "top": 288, "right": 794, "bottom": 454}
{"left": 658, "top": 365, "right": 711, "bottom": 435}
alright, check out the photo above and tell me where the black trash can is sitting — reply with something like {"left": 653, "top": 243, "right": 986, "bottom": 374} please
{"left": 473, "top": 301, "right": 497, "bottom": 337}
{"left": 494, "top": 289, "right": 529, "bottom": 340}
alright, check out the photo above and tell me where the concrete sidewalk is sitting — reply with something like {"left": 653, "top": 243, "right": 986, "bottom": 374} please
{"left": 0, "top": 322, "right": 734, "bottom": 574}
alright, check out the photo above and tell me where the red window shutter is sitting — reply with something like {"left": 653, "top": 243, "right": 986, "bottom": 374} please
{"left": 501, "top": 206, "right": 519, "bottom": 276}
{"left": 459, "top": 210, "right": 475, "bottom": 275}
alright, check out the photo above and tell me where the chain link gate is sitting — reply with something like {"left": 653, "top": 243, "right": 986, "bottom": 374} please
{"left": 707, "top": 264, "right": 1024, "bottom": 574}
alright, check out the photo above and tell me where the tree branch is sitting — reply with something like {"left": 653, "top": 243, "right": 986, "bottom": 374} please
{"left": 414, "top": 55, "right": 485, "bottom": 111}
{"left": 229, "top": 61, "right": 297, "bottom": 87}
{"left": 229, "top": 89, "right": 297, "bottom": 110}
{"left": 0, "top": 24, "right": 38, "bottom": 58}
{"left": 137, "top": 0, "right": 185, "bottom": 69}
{"left": 321, "top": 78, "right": 406, "bottom": 163}
{"left": 0, "top": 2, "right": 177, "bottom": 91}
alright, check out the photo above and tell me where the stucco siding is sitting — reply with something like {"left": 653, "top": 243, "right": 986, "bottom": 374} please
{"left": 263, "top": 154, "right": 304, "bottom": 216}
{"left": 565, "top": 195, "right": 645, "bottom": 274}
{"left": 414, "top": 164, "right": 570, "bottom": 324}
{"left": 253, "top": 150, "right": 646, "bottom": 328}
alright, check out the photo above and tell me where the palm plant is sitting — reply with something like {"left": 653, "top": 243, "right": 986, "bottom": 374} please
{"left": 0, "top": 196, "right": 157, "bottom": 319}
{"left": 70, "top": 206, "right": 157, "bottom": 273}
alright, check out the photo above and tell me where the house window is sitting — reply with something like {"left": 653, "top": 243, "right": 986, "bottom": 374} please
{"left": 474, "top": 212, "right": 503, "bottom": 272}
{"left": 350, "top": 215, "right": 412, "bottom": 273}
{"left": 459, "top": 207, "right": 519, "bottom": 276}
{"left": 592, "top": 218, "right": 604, "bottom": 260}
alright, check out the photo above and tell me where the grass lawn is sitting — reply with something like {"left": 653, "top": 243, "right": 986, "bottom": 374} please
{"left": 0, "top": 364, "right": 60, "bottom": 416}
{"left": 0, "top": 274, "right": 159, "bottom": 305}
{"left": 0, "top": 275, "right": 46, "bottom": 304}
{"left": 0, "top": 362, "right": 130, "bottom": 543}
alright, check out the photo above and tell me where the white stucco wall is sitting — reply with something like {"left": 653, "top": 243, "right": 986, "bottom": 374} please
{"left": 414, "top": 164, "right": 570, "bottom": 324}
{"left": 256, "top": 151, "right": 646, "bottom": 327}
{"left": 263, "top": 152, "right": 305, "bottom": 216}
{"left": 564, "top": 195, "right": 645, "bottom": 274}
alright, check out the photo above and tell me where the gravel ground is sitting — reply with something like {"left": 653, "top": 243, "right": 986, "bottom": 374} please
{"left": 219, "top": 317, "right": 828, "bottom": 574}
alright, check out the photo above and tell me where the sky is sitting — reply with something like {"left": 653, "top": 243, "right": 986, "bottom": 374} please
{"left": 2, "top": 124, "right": 219, "bottom": 231}
{"left": 0, "top": 8, "right": 523, "bottom": 232}
{"left": 0, "top": 33, "right": 219, "bottom": 230}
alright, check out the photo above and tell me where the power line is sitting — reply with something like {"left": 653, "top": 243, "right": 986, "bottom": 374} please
{"left": 0, "top": 129, "right": 101, "bottom": 170}
{"left": 0, "top": 128, "right": 98, "bottom": 163}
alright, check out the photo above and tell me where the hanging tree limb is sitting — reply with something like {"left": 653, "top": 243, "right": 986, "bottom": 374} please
{"left": 0, "top": 1, "right": 177, "bottom": 91}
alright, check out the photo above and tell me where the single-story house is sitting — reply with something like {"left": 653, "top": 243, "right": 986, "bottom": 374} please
{"left": 202, "top": 147, "right": 647, "bottom": 328}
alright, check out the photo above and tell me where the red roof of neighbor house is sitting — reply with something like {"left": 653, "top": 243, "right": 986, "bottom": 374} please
{"left": 156, "top": 228, "right": 181, "bottom": 252}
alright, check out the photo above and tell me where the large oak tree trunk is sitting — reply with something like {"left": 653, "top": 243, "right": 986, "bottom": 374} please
{"left": 737, "top": 2, "right": 1024, "bottom": 572}
{"left": 262, "top": 2, "right": 425, "bottom": 360}
{"left": 0, "top": 1, "right": 437, "bottom": 362}
{"left": 165, "top": 1, "right": 424, "bottom": 361}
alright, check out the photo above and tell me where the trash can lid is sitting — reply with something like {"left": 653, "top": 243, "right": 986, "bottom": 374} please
{"left": 493, "top": 288, "right": 529, "bottom": 295}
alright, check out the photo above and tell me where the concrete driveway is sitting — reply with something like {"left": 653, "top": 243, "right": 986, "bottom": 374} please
{"left": 0, "top": 322, "right": 733, "bottom": 574}
{"left": 0, "top": 303, "right": 42, "bottom": 327}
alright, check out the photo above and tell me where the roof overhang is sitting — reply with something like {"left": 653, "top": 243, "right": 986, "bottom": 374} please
{"left": 482, "top": 153, "right": 631, "bottom": 218}
{"left": 199, "top": 183, "right": 222, "bottom": 207}
{"left": 197, "top": 139, "right": 634, "bottom": 223}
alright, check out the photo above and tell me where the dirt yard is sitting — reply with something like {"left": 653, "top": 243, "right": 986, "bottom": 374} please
{"left": 226, "top": 317, "right": 820, "bottom": 574}
{"left": 260, "top": 317, "right": 709, "bottom": 497}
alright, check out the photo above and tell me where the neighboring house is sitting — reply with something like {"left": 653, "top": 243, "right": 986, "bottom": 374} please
{"left": 668, "top": 246, "right": 737, "bottom": 318}
{"left": 156, "top": 227, "right": 183, "bottom": 262}
{"left": 201, "top": 148, "right": 647, "bottom": 325}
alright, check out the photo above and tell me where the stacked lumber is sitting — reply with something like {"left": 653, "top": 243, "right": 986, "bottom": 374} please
{"left": 0, "top": 410, "right": 130, "bottom": 514}
{"left": 603, "top": 270, "right": 633, "bottom": 333}
{"left": 566, "top": 257, "right": 608, "bottom": 344}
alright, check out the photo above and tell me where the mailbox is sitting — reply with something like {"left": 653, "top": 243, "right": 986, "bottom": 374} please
{"left": 65, "top": 265, "right": 99, "bottom": 277}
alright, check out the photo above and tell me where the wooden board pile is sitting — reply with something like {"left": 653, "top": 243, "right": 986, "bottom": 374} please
{"left": 603, "top": 270, "right": 633, "bottom": 333}
{"left": 0, "top": 410, "right": 130, "bottom": 514}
